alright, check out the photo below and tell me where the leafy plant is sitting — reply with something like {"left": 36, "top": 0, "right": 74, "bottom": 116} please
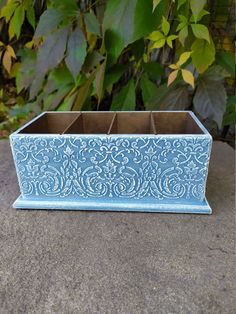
{"left": 0, "top": 0, "right": 235, "bottom": 138}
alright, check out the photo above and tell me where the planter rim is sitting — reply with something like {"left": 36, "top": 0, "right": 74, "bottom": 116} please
{"left": 11, "top": 110, "right": 211, "bottom": 137}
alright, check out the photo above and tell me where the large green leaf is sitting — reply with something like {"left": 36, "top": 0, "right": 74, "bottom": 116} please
{"left": 203, "top": 65, "right": 231, "bottom": 81}
{"left": 143, "top": 61, "right": 164, "bottom": 79}
{"left": 9, "top": 5, "right": 25, "bottom": 39}
{"left": 216, "top": 51, "right": 235, "bottom": 77}
{"left": 140, "top": 75, "right": 158, "bottom": 104}
{"left": 36, "top": 26, "right": 69, "bottom": 76}
{"left": 34, "top": 9, "right": 63, "bottom": 38}
{"left": 191, "top": 38, "right": 215, "bottom": 73}
{"left": 193, "top": 79, "right": 227, "bottom": 128}
{"left": 103, "top": 0, "right": 166, "bottom": 63}
{"left": 111, "top": 79, "right": 136, "bottom": 110}
{"left": 65, "top": 26, "right": 87, "bottom": 80}
{"left": 146, "top": 84, "right": 190, "bottom": 110}
{"left": 191, "top": 24, "right": 209, "bottom": 42}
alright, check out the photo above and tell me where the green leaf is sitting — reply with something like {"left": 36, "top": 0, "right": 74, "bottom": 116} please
{"left": 178, "top": 26, "right": 188, "bottom": 46}
{"left": 177, "top": 0, "right": 187, "bottom": 10}
{"left": 131, "top": 38, "right": 145, "bottom": 61}
{"left": 111, "top": 79, "right": 136, "bottom": 110}
{"left": 9, "top": 5, "right": 25, "bottom": 39}
{"left": 104, "top": 64, "right": 127, "bottom": 91}
{"left": 162, "top": 16, "right": 170, "bottom": 36}
{"left": 65, "top": 26, "right": 87, "bottom": 80}
{"left": 96, "top": 58, "right": 107, "bottom": 104}
{"left": 34, "top": 9, "right": 63, "bottom": 38}
{"left": 216, "top": 51, "right": 235, "bottom": 77}
{"left": 190, "top": 0, "right": 206, "bottom": 22}
{"left": 82, "top": 51, "right": 104, "bottom": 73}
{"left": 36, "top": 26, "right": 69, "bottom": 76}
{"left": 26, "top": 5, "right": 35, "bottom": 29}
{"left": 223, "top": 96, "right": 236, "bottom": 126}
{"left": 152, "top": 0, "right": 161, "bottom": 12}
{"left": 181, "top": 69, "right": 194, "bottom": 88}
{"left": 167, "top": 35, "right": 178, "bottom": 48}
{"left": 84, "top": 12, "right": 101, "bottom": 36}
{"left": 191, "top": 39, "right": 215, "bottom": 73}
{"left": 193, "top": 79, "right": 227, "bottom": 128}
{"left": 143, "top": 61, "right": 164, "bottom": 79}
{"left": 0, "top": 1, "right": 17, "bottom": 22}
{"left": 191, "top": 24, "right": 210, "bottom": 42}
{"left": 152, "top": 38, "right": 166, "bottom": 49}
{"left": 177, "top": 51, "right": 191, "bottom": 66}
{"left": 147, "top": 30, "right": 164, "bottom": 41}
{"left": 16, "top": 49, "right": 36, "bottom": 93}
{"left": 103, "top": 0, "right": 166, "bottom": 64}
{"left": 140, "top": 75, "right": 158, "bottom": 104}
{"left": 203, "top": 65, "right": 231, "bottom": 81}
{"left": 147, "top": 84, "right": 190, "bottom": 110}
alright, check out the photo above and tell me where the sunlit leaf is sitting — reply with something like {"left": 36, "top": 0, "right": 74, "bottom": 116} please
{"left": 9, "top": 5, "right": 25, "bottom": 39}
{"left": 167, "top": 70, "right": 178, "bottom": 86}
{"left": 152, "top": 38, "right": 166, "bottom": 49}
{"left": 2, "top": 50, "right": 12, "bottom": 73}
{"left": 147, "top": 30, "right": 164, "bottom": 41}
{"left": 26, "top": 5, "right": 35, "bottom": 29}
{"left": 191, "top": 38, "right": 215, "bottom": 73}
{"left": 176, "top": 51, "right": 191, "bottom": 66}
{"left": 191, "top": 24, "right": 210, "bottom": 42}
{"left": 178, "top": 25, "right": 188, "bottom": 46}
{"left": 162, "top": 16, "right": 170, "bottom": 36}
{"left": 0, "top": 1, "right": 17, "bottom": 22}
{"left": 181, "top": 69, "right": 194, "bottom": 88}
{"left": 167, "top": 35, "right": 178, "bottom": 48}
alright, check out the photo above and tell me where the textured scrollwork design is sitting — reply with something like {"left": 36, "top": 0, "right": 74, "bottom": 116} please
{"left": 11, "top": 135, "right": 211, "bottom": 201}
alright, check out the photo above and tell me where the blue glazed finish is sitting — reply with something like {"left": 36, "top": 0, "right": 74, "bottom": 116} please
{"left": 10, "top": 111, "right": 212, "bottom": 213}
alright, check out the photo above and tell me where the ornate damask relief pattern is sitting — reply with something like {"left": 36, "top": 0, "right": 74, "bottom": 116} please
{"left": 11, "top": 135, "right": 211, "bottom": 201}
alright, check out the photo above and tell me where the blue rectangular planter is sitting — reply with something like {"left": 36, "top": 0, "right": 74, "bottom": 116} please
{"left": 10, "top": 111, "right": 212, "bottom": 213}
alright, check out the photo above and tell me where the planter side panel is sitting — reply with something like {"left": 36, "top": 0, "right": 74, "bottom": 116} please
{"left": 10, "top": 135, "right": 211, "bottom": 205}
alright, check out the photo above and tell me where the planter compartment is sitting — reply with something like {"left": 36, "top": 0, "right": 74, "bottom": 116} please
{"left": 10, "top": 111, "right": 212, "bottom": 213}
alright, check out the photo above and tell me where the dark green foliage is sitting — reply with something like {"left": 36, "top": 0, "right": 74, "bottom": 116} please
{"left": 0, "top": 0, "right": 235, "bottom": 138}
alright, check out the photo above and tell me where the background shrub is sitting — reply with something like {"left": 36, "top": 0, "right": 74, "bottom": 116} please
{"left": 0, "top": 0, "right": 235, "bottom": 140}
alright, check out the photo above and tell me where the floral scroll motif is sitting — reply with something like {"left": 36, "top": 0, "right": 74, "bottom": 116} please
{"left": 11, "top": 135, "right": 211, "bottom": 201}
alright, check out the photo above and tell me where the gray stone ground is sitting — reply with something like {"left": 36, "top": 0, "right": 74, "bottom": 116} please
{"left": 0, "top": 140, "right": 235, "bottom": 314}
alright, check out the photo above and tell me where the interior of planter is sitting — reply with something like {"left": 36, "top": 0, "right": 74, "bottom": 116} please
{"left": 18, "top": 111, "right": 204, "bottom": 135}
{"left": 109, "top": 112, "right": 155, "bottom": 134}
{"left": 152, "top": 112, "right": 203, "bottom": 134}
{"left": 18, "top": 112, "right": 80, "bottom": 134}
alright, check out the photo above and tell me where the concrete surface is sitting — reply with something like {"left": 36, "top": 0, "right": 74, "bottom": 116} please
{"left": 0, "top": 140, "right": 235, "bottom": 314}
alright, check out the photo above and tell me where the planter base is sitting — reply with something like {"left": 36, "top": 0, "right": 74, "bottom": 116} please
{"left": 13, "top": 196, "right": 212, "bottom": 214}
